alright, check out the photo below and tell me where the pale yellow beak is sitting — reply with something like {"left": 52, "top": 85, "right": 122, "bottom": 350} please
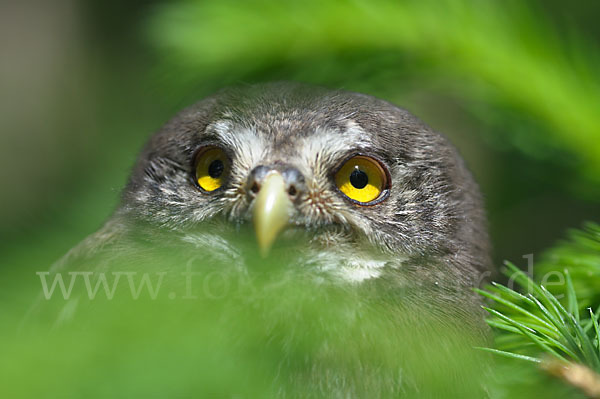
{"left": 253, "top": 172, "right": 293, "bottom": 257}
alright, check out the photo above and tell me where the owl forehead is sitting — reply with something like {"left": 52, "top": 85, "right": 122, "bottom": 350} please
{"left": 204, "top": 115, "right": 375, "bottom": 172}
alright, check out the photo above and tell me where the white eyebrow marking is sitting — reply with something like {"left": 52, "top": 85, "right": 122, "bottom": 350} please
{"left": 297, "top": 120, "right": 372, "bottom": 175}
{"left": 343, "top": 120, "right": 372, "bottom": 148}
{"left": 209, "top": 120, "right": 266, "bottom": 170}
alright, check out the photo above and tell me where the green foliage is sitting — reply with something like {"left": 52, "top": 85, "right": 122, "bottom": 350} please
{"left": 479, "top": 262, "right": 600, "bottom": 369}
{"left": 146, "top": 0, "right": 600, "bottom": 189}
{"left": 3, "top": 242, "right": 491, "bottom": 398}
{"left": 536, "top": 223, "right": 600, "bottom": 310}
{"left": 4, "top": 223, "right": 598, "bottom": 398}
{"left": 2, "top": 0, "right": 600, "bottom": 397}
{"left": 479, "top": 223, "right": 600, "bottom": 396}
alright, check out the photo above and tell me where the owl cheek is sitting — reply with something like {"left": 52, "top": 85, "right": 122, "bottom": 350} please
{"left": 299, "top": 191, "right": 345, "bottom": 224}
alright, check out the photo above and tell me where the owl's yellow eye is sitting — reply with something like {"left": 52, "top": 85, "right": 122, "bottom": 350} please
{"left": 334, "top": 155, "right": 389, "bottom": 204}
{"left": 194, "top": 146, "right": 230, "bottom": 192}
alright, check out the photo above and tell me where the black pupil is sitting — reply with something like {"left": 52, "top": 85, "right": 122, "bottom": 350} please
{"left": 350, "top": 168, "right": 368, "bottom": 189}
{"left": 208, "top": 159, "right": 224, "bottom": 178}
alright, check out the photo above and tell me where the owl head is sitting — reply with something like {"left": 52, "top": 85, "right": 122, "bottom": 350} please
{"left": 117, "top": 82, "right": 491, "bottom": 286}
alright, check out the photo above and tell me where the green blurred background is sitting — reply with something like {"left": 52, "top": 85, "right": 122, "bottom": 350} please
{"left": 1, "top": 0, "right": 600, "bottom": 397}
{"left": 2, "top": 0, "right": 599, "bottom": 274}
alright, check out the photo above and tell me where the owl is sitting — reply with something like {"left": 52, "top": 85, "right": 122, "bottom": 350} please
{"left": 29, "top": 82, "right": 494, "bottom": 397}
{"left": 71, "top": 82, "right": 485, "bottom": 272}
{"left": 52, "top": 82, "right": 492, "bottom": 298}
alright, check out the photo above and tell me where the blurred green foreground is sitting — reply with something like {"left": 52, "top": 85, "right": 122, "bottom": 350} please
{"left": 1, "top": 0, "right": 600, "bottom": 397}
